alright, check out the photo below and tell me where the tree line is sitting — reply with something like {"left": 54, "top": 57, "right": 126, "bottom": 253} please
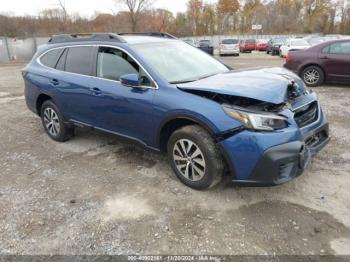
{"left": 0, "top": 0, "right": 349, "bottom": 38}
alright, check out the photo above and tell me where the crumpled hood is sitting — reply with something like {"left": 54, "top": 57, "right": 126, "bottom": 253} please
{"left": 177, "top": 67, "right": 305, "bottom": 104}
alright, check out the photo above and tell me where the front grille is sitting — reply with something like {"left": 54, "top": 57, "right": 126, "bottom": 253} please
{"left": 294, "top": 101, "right": 318, "bottom": 128}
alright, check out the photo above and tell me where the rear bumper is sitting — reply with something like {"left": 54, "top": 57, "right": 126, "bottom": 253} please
{"left": 219, "top": 49, "right": 239, "bottom": 55}
{"left": 241, "top": 47, "right": 255, "bottom": 51}
{"left": 218, "top": 109, "right": 330, "bottom": 187}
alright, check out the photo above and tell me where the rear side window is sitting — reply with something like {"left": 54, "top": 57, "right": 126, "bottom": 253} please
{"left": 65, "top": 46, "right": 95, "bottom": 76}
{"left": 40, "top": 49, "right": 64, "bottom": 68}
{"left": 329, "top": 42, "right": 350, "bottom": 54}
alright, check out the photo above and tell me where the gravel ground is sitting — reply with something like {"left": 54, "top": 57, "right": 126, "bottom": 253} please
{"left": 0, "top": 52, "right": 350, "bottom": 256}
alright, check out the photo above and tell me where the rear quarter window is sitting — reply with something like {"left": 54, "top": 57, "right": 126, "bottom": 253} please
{"left": 65, "top": 46, "right": 95, "bottom": 76}
{"left": 40, "top": 49, "right": 64, "bottom": 68}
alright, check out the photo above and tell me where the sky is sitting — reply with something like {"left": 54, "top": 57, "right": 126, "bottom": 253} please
{"left": 0, "top": 0, "right": 210, "bottom": 17}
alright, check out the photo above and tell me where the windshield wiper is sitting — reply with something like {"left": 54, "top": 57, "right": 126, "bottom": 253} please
{"left": 170, "top": 73, "right": 218, "bottom": 85}
{"left": 170, "top": 79, "right": 197, "bottom": 84}
{"left": 197, "top": 73, "right": 218, "bottom": 81}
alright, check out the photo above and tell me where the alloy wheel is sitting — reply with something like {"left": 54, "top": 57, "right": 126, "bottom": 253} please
{"left": 303, "top": 69, "right": 320, "bottom": 85}
{"left": 43, "top": 107, "right": 60, "bottom": 136}
{"left": 172, "top": 139, "right": 206, "bottom": 181}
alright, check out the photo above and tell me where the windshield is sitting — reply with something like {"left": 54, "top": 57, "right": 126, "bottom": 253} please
{"left": 273, "top": 38, "right": 287, "bottom": 45}
{"left": 308, "top": 38, "right": 324, "bottom": 45}
{"left": 133, "top": 41, "right": 229, "bottom": 84}
{"left": 291, "top": 39, "right": 310, "bottom": 46}
{"left": 222, "top": 39, "right": 238, "bottom": 44}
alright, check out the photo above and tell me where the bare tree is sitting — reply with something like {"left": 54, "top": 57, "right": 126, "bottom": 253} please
{"left": 57, "top": 0, "right": 68, "bottom": 20}
{"left": 116, "top": 0, "right": 154, "bottom": 32}
{"left": 57, "top": 0, "right": 68, "bottom": 31}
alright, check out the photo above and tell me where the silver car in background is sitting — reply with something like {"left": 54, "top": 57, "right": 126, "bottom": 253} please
{"left": 219, "top": 39, "right": 239, "bottom": 56}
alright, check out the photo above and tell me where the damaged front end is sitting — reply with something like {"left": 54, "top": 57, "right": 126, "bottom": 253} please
{"left": 177, "top": 72, "right": 329, "bottom": 185}
{"left": 177, "top": 87, "right": 298, "bottom": 141}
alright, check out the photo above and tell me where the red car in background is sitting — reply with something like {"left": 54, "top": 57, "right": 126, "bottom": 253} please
{"left": 239, "top": 39, "right": 256, "bottom": 53}
{"left": 284, "top": 39, "right": 350, "bottom": 86}
{"left": 256, "top": 40, "right": 268, "bottom": 51}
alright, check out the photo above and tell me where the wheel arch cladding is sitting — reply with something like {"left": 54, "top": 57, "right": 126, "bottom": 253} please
{"left": 36, "top": 94, "right": 52, "bottom": 116}
{"left": 158, "top": 116, "right": 216, "bottom": 153}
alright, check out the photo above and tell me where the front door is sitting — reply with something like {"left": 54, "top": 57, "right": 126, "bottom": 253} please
{"left": 87, "top": 46, "right": 157, "bottom": 145}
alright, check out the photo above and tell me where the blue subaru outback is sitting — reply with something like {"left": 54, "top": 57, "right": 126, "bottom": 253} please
{"left": 23, "top": 33, "right": 330, "bottom": 189}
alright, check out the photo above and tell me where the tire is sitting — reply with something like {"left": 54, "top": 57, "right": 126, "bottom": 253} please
{"left": 40, "top": 100, "right": 74, "bottom": 142}
{"left": 266, "top": 50, "right": 270, "bottom": 54}
{"left": 167, "top": 125, "right": 224, "bottom": 190}
{"left": 301, "top": 65, "right": 325, "bottom": 87}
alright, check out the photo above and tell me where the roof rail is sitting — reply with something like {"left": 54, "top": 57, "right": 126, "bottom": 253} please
{"left": 48, "top": 33, "right": 127, "bottom": 44}
{"left": 118, "top": 32, "right": 177, "bottom": 39}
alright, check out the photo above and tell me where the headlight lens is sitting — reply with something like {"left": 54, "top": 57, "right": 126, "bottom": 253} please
{"left": 223, "top": 106, "right": 288, "bottom": 131}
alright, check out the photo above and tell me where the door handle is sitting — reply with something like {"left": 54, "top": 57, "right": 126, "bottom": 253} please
{"left": 50, "top": 79, "right": 59, "bottom": 86}
{"left": 89, "top": 87, "right": 102, "bottom": 96}
{"left": 320, "top": 56, "right": 328, "bottom": 59}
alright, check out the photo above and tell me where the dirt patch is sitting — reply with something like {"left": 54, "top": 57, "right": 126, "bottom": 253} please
{"left": 114, "top": 145, "right": 158, "bottom": 168}
{"left": 101, "top": 194, "right": 154, "bottom": 221}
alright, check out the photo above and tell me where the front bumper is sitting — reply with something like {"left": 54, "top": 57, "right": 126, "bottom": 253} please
{"left": 218, "top": 106, "right": 330, "bottom": 186}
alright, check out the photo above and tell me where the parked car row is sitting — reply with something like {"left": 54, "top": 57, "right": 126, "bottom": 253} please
{"left": 183, "top": 35, "right": 350, "bottom": 87}
{"left": 284, "top": 39, "right": 350, "bottom": 86}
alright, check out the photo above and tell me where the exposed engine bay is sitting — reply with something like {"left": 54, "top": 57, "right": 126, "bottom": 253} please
{"left": 181, "top": 89, "right": 287, "bottom": 113}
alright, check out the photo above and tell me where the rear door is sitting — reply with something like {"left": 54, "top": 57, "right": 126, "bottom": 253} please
{"left": 320, "top": 41, "right": 350, "bottom": 81}
{"left": 53, "top": 46, "right": 97, "bottom": 124}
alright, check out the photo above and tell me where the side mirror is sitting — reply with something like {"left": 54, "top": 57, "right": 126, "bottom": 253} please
{"left": 120, "top": 74, "right": 140, "bottom": 87}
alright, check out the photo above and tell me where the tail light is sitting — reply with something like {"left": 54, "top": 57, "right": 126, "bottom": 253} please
{"left": 285, "top": 53, "right": 292, "bottom": 63}
{"left": 220, "top": 44, "right": 225, "bottom": 48}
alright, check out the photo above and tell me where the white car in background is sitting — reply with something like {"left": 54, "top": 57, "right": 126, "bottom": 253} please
{"left": 219, "top": 39, "right": 240, "bottom": 56}
{"left": 183, "top": 39, "right": 199, "bottom": 47}
{"left": 279, "top": 38, "right": 311, "bottom": 57}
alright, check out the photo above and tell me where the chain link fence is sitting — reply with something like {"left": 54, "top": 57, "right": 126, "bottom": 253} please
{"left": 0, "top": 37, "right": 49, "bottom": 63}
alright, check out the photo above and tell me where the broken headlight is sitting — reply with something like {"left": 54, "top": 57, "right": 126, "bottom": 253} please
{"left": 223, "top": 105, "right": 288, "bottom": 131}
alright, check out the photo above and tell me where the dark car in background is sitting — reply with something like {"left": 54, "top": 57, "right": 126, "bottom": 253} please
{"left": 198, "top": 40, "right": 214, "bottom": 55}
{"left": 239, "top": 39, "right": 256, "bottom": 53}
{"left": 183, "top": 39, "right": 198, "bottom": 47}
{"left": 267, "top": 37, "right": 288, "bottom": 55}
{"left": 284, "top": 39, "right": 350, "bottom": 86}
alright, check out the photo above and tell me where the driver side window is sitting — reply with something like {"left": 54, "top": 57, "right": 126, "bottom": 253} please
{"left": 96, "top": 47, "right": 153, "bottom": 87}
